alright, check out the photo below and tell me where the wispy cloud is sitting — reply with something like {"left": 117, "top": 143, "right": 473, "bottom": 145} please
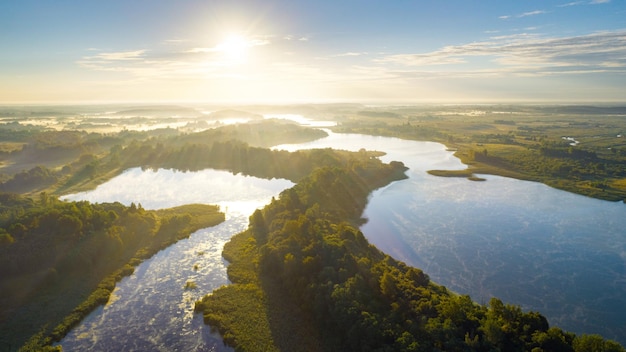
{"left": 284, "top": 35, "right": 310, "bottom": 42}
{"left": 558, "top": 1, "right": 583, "bottom": 6}
{"left": 95, "top": 50, "right": 146, "bottom": 61}
{"left": 558, "top": 0, "right": 609, "bottom": 6}
{"left": 163, "top": 39, "right": 190, "bottom": 45}
{"left": 377, "top": 30, "right": 626, "bottom": 78}
{"left": 77, "top": 35, "right": 274, "bottom": 80}
{"left": 77, "top": 50, "right": 150, "bottom": 73}
{"left": 75, "top": 38, "right": 335, "bottom": 86}
{"left": 78, "top": 48, "right": 223, "bottom": 79}
{"left": 519, "top": 10, "right": 547, "bottom": 17}
{"left": 500, "top": 9, "right": 546, "bottom": 20}
{"left": 334, "top": 52, "right": 367, "bottom": 57}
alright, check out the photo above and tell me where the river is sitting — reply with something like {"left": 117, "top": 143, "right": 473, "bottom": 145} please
{"left": 59, "top": 169, "right": 293, "bottom": 351}
{"left": 59, "top": 126, "right": 626, "bottom": 349}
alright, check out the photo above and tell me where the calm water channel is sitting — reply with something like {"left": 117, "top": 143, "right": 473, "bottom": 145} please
{"left": 59, "top": 127, "right": 626, "bottom": 349}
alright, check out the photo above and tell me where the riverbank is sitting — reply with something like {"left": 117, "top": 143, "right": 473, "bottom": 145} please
{"left": 2, "top": 203, "right": 224, "bottom": 351}
{"left": 332, "top": 119, "right": 626, "bottom": 203}
{"left": 446, "top": 144, "right": 626, "bottom": 202}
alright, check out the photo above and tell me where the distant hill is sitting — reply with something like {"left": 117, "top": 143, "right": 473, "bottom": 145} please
{"left": 539, "top": 105, "right": 626, "bottom": 115}
{"left": 113, "top": 105, "right": 200, "bottom": 117}
{"left": 206, "top": 109, "right": 264, "bottom": 120}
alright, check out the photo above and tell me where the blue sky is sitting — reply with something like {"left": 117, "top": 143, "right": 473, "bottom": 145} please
{"left": 1, "top": 0, "right": 624, "bottom": 104}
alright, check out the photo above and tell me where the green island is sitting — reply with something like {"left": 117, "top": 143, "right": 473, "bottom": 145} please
{"left": 0, "top": 106, "right": 624, "bottom": 351}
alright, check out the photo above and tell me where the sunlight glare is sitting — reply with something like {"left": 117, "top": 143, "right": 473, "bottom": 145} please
{"left": 216, "top": 33, "right": 250, "bottom": 63}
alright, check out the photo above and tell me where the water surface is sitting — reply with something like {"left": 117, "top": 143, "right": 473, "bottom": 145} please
{"left": 59, "top": 168, "right": 293, "bottom": 351}
{"left": 276, "top": 130, "right": 626, "bottom": 342}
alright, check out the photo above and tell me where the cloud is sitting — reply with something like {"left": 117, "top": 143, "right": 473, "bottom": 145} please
{"left": 94, "top": 50, "right": 146, "bottom": 61}
{"left": 500, "top": 9, "right": 547, "bottom": 20}
{"left": 77, "top": 50, "right": 151, "bottom": 74}
{"left": 519, "top": 10, "right": 547, "bottom": 17}
{"left": 558, "top": 1, "right": 584, "bottom": 6}
{"left": 75, "top": 38, "right": 338, "bottom": 88}
{"left": 283, "top": 35, "right": 309, "bottom": 41}
{"left": 334, "top": 52, "right": 367, "bottom": 57}
{"left": 377, "top": 30, "right": 626, "bottom": 78}
{"left": 77, "top": 47, "right": 224, "bottom": 79}
{"left": 75, "top": 29, "right": 626, "bottom": 98}
{"left": 186, "top": 47, "right": 216, "bottom": 54}
{"left": 558, "top": 0, "right": 609, "bottom": 6}
{"left": 163, "top": 39, "right": 190, "bottom": 45}
{"left": 76, "top": 33, "right": 277, "bottom": 81}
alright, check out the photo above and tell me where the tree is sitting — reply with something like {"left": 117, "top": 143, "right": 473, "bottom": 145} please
{"left": 380, "top": 271, "right": 398, "bottom": 298}
{"left": 573, "top": 334, "right": 626, "bottom": 352}
{"left": 250, "top": 209, "right": 268, "bottom": 243}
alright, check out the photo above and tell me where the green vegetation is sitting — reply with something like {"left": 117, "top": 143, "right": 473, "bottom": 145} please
{"left": 427, "top": 169, "right": 486, "bottom": 181}
{"left": 0, "top": 194, "right": 223, "bottom": 350}
{"left": 333, "top": 105, "right": 626, "bottom": 202}
{"left": 0, "top": 117, "right": 399, "bottom": 351}
{"left": 2, "top": 105, "right": 625, "bottom": 350}
{"left": 195, "top": 157, "right": 624, "bottom": 351}
{"left": 0, "top": 118, "right": 326, "bottom": 196}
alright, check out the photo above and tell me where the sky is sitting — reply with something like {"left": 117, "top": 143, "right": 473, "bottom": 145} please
{"left": 1, "top": 0, "right": 625, "bottom": 104}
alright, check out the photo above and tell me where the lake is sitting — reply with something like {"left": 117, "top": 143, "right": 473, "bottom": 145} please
{"left": 275, "top": 130, "right": 626, "bottom": 343}
{"left": 60, "top": 128, "right": 626, "bottom": 349}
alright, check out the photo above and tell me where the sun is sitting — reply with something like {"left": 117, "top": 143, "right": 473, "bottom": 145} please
{"left": 216, "top": 33, "right": 250, "bottom": 63}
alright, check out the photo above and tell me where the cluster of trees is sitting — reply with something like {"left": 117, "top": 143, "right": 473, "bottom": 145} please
{"left": 196, "top": 160, "right": 624, "bottom": 351}
{"left": 539, "top": 144, "right": 597, "bottom": 160}
{"left": 461, "top": 141, "right": 626, "bottom": 200}
{"left": 90, "top": 137, "right": 404, "bottom": 185}
{"left": 0, "top": 193, "right": 224, "bottom": 350}
{"left": 0, "top": 166, "right": 59, "bottom": 193}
